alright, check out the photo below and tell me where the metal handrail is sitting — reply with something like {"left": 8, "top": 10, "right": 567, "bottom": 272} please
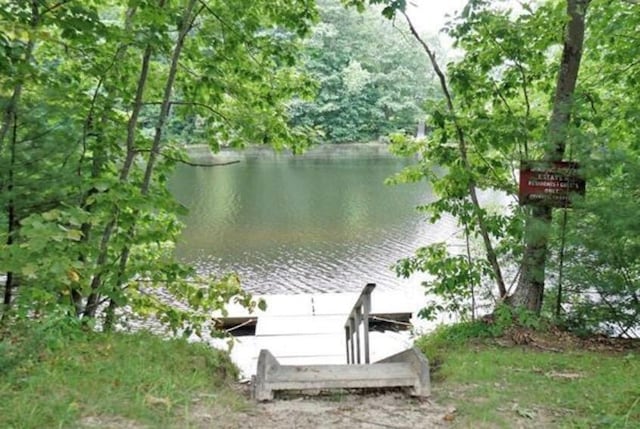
{"left": 344, "top": 283, "right": 375, "bottom": 364}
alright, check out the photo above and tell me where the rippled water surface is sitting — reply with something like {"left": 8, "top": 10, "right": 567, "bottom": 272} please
{"left": 170, "top": 155, "right": 458, "bottom": 294}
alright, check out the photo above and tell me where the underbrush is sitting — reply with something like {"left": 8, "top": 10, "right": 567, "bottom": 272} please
{"left": 0, "top": 317, "right": 246, "bottom": 428}
{"left": 416, "top": 319, "right": 640, "bottom": 428}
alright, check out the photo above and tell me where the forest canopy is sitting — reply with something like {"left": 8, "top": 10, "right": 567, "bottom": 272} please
{"left": 289, "top": 0, "right": 439, "bottom": 143}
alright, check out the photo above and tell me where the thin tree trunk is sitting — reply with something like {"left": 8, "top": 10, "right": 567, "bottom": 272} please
{"left": 401, "top": 11, "right": 508, "bottom": 298}
{"left": 83, "top": 37, "right": 157, "bottom": 318}
{"left": 75, "top": 7, "right": 138, "bottom": 316}
{"left": 0, "top": 1, "right": 39, "bottom": 151}
{"left": 141, "top": 0, "right": 199, "bottom": 194}
{"left": 1, "top": 89, "right": 25, "bottom": 153}
{"left": 2, "top": 114, "right": 18, "bottom": 316}
{"left": 1, "top": 4, "right": 39, "bottom": 316}
{"left": 103, "top": 0, "right": 199, "bottom": 330}
{"left": 509, "top": 0, "right": 589, "bottom": 313}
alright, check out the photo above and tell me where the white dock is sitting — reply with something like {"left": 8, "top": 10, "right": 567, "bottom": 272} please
{"left": 208, "top": 288, "right": 436, "bottom": 378}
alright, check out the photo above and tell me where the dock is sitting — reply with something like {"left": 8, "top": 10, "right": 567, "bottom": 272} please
{"left": 250, "top": 284, "right": 430, "bottom": 400}
{"left": 208, "top": 286, "right": 433, "bottom": 379}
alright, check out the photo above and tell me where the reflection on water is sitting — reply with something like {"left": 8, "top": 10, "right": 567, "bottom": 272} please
{"left": 170, "top": 156, "right": 458, "bottom": 294}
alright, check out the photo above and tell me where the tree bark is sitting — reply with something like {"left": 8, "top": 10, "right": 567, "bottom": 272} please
{"left": 509, "top": 0, "right": 589, "bottom": 313}
{"left": 2, "top": 114, "right": 18, "bottom": 317}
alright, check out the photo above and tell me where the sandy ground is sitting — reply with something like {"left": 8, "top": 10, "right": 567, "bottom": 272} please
{"left": 242, "top": 394, "right": 453, "bottom": 429}
{"left": 200, "top": 388, "right": 456, "bottom": 429}
{"left": 79, "top": 389, "right": 455, "bottom": 429}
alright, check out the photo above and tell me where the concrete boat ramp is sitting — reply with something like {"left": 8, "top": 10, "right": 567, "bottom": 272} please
{"left": 209, "top": 286, "right": 432, "bottom": 400}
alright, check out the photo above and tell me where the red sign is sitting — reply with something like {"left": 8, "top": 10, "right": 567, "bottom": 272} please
{"left": 519, "top": 161, "right": 586, "bottom": 207}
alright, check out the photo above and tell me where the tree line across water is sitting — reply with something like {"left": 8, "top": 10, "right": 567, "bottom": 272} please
{"left": 1, "top": 0, "right": 638, "bottom": 337}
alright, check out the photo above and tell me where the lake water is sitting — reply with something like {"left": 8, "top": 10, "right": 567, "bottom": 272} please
{"left": 169, "top": 153, "right": 460, "bottom": 294}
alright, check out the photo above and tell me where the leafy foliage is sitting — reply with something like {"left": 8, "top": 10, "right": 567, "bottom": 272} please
{"left": 353, "top": 0, "right": 640, "bottom": 334}
{"left": 395, "top": 242, "right": 492, "bottom": 320}
{"left": 382, "top": 0, "right": 565, "bottom": 320}
{"left": 0, "top": 0, "right": 315, "bottom": 334}
{"left": 547, "top": 0, "right": 640, "bottom": 336}
{"left": 290, "top": 0, "right": 439, "bottom": 143}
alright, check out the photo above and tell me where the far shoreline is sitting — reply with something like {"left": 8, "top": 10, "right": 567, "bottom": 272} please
{"left": 184, "top": 142, "right": 397, "bottom": 164}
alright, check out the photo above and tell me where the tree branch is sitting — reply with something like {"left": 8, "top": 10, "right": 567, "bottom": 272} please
{"left": 41, "top": 0, "right": 73, "bottom": 16}
{"left": 197, "top": 0, "right": 263, "bottom": 67}
{"left": 480, "top": 22, "right": 532, "bottom": 157}
{"left": 133, "top": 148, "right": 240, "bottom": 167}
{"left": 142, "top": 101, "right": 230, "bottom": 123}
{"left": 401, "top": 10, "right": 508, "bottom": 298}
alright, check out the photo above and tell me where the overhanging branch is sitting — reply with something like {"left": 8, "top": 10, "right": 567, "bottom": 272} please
{"left": 400, "top": 10, "right": 508, "bottom": 298}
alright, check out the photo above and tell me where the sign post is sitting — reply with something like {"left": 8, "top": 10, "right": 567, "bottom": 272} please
{"left": 519, "top": 161, "right": 585, "bottom": 207}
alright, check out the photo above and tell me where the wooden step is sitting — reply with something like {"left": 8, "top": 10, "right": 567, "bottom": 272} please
{"left": 268, "top": 363, "right": 416, "bottom": 389}
{"left": 253, "top": 347, "right": 430, "bottom": 401}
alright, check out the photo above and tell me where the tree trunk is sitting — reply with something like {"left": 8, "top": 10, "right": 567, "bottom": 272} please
{"left": 103, "top": 0, "right": 199, "bottom": 330}
{"left": 509, "top": 0, "right": 589, "bottom": 313}
{"left": 1, "top": 2, "right": 40, "bottom": 319}
{"left": 75, "top": 7, "right": 138, "bottom": 317}
{"left": 2, "top": 114, "right": 18, "bottom": 317}
{"left": 0, "top": 1, "right": 39, "bottom": 151}
{"left": 83, "top": 41, "right": 156, "bottom": 318}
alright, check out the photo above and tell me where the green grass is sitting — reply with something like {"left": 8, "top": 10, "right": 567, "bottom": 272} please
{"left": 0, "top": 321, "right": 248, "bottom": 428}
{"left": 3, "top": 318, "right": 638, "bottom": 428}
{"left": 416, "top": 323, "right": 640, "bottom": 428}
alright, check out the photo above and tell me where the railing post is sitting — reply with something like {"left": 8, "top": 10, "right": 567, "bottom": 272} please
{"left": 344, "top": 283, "right": 376, "bottom": 365}
{"left": 355, "top": 307, "right": 361, "bottom": 364}
{"left": 363, "top": 287, "right": 372, "bottom": 364}
{"left": 345, "top": 326, "right": 351, "bottom": 364}
{"left": 349, "top": 317, "right": 356, "bottom": 364}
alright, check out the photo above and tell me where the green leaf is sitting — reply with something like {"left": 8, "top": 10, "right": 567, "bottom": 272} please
{"left": 21, "top": 263, "right": 38, "bottom": 279}
{"left": 66, "top": 230, "right": 83, "bottom": 241}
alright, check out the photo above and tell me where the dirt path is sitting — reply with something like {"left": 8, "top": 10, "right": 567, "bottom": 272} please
{"left": 206, "top": 389, "right": 455, "bottom": 429}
